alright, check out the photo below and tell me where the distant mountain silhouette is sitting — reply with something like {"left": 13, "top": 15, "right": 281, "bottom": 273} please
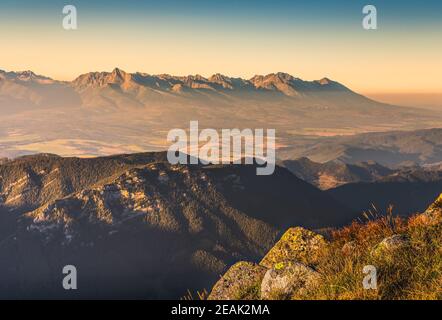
{"left": 280, "top": 157, "right": 394, "bottom": 189}
{"left": 71, "top": 69, "right": 354, "bottom": 95}
{"left": 327, "top": 166, "right": 442, "bottom": 216}
{"left": 279, "top": 128, "right": 442, "bottom": 167}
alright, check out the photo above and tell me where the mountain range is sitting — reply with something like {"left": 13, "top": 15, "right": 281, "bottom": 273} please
{"left": 278, "top": 128, "right": 442, "bottom": 167}
{"left": 0, "top": 68, "right": 365, "bottom": 102}
{"left": 1, "top": 68, "right": 441, "bottom": 159}
{"left": 278, "top": 156, "right": 442, "bottom": 216}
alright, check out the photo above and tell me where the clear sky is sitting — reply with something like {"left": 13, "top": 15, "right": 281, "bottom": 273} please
{"left": 0, "top": 0, "right": 441, "bottom": 95}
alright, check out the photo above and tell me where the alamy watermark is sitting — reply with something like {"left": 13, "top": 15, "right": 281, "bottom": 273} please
{"left": 362, "top": 5, "right": 377, "bottom": 30}
{"left": 62, "top": 265, "right": 78, "bottom": 290}
{"left": 363, "top": 265, "right": 378, "bottom": 290}
{"left": 167, "top": 121, "right": 276, "bottom": 175}
{"left": 61, "top": 4, "right": 377, "bottom": 31}
{"left": 63, "top": 5, "right": 78, "bottom": 30}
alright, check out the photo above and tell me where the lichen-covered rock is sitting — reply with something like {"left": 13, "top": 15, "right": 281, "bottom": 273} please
{"left": 372, "top": 234, "right": 409, "bottom": 257}
{"left": 260, "top": 227, "right": 327, "bottom": 268}
{"left": 260, "top": 261, "right": 321, "bottom": 300}
{"left": 419, "top": 193, "right": 442, "bottom": 225}
{"left": 208, "top": 262, "right": 267, "bottom": 300}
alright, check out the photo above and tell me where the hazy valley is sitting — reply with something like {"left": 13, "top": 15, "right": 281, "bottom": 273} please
{"left": 1, "top": 68, "right": 442, "bottom": 159}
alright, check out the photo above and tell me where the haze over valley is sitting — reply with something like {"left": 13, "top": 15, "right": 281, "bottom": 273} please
{"left": 1, "top": 68, "right": 441, "bottom": 161}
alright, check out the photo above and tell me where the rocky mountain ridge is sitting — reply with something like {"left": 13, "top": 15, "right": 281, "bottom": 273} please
{"left": 2, "top": 68, "right": 353, "bottom": 96}
{"left": 0, "top": 152, "right": 353, "bottom": 299}
{"left": 280, "top": 157, "right": 394, "bottom": 190}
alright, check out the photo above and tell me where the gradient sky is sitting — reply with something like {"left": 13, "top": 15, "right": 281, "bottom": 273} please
{"left": 0, "top": 0, "right": 441, "bottom": 95}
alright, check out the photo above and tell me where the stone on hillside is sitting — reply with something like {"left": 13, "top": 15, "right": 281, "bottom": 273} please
{"left": 419, "top": 193, "right": 442, "bottom": 225}
{"left": 372, "top": 234, "right": 409, "bottom": 257}
{"left": 208, "top": 262, "right": 267, "bottom": 300}
{"left": 260, "top": 261, "right": 321, "bottom": 300}
{"left": 260, "top": 227, "right": 327, "bottom": 268}
{"left": 341, "top": 241, "right": 358, "bottom": 256}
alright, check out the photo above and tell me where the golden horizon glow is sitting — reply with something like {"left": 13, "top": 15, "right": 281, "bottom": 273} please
{"left": 0, "top": 2, "right": 441, "bottom": 95}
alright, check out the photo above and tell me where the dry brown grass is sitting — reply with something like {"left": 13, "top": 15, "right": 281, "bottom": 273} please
{"left": 291, "top": 206, "right": 441, "bottom": 300}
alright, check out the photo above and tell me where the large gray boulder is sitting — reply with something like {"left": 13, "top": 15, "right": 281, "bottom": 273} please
{"left": 260, "top": 261, "right": 321, "bottom": 300}
{"left": 208, "top": 262, "right": 267, "bottom": 300}
{"left": 260, "top": 227, "right": 327, "bottom": 269}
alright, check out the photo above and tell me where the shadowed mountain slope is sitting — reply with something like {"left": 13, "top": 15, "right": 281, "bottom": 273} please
{"left": 279, "top": 157, "right": 393, "bottom": 189}
{"left": 279, "top": 128, "right": 442, "bottom": 167}
{"left": 0, "top": 152, "right": 353, "bottom": 299}
{"left": 327, "top": 169, "right": 442, "bottom": 216}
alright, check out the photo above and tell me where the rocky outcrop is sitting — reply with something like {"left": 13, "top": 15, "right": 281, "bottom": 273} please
{"left": 260, "top": 227, "right": 327, "bottom": 268}
{"left": 209, "top": 227, "right": 325, "bottom": 300}
{"left": 421, "top": 193, "right": 442, "bottom": 225}
{"left": 260, "top": 261, "right": 320, "bottom": 300}
{"left": 372, "top": 234, "right": 410, "bottom": 257}
{"left": 208, "top": 262, "right": 267, "bottom": 300}
{"left": 209, "top": 194, "right": 442, "bottom": 300}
